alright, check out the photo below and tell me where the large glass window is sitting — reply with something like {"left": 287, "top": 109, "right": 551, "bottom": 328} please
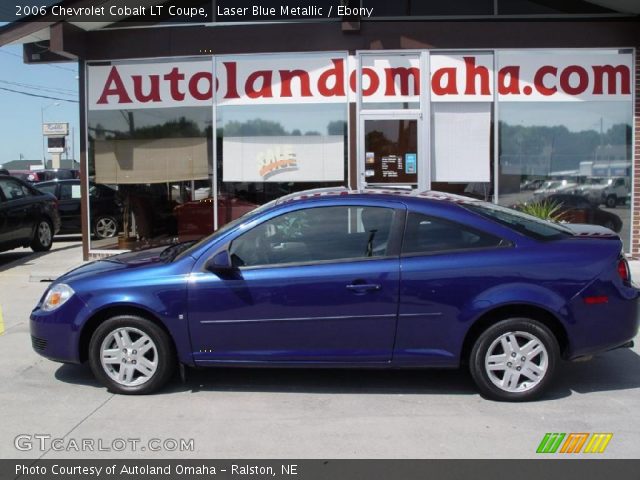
{"left": 215, "top": 54, "right": 348, "bottom": 229}
{"left": 87, "top": 105, "right": 213, "bottom": 250}
{"left": 498, "top": 101, "right": 632, "bottom": 250}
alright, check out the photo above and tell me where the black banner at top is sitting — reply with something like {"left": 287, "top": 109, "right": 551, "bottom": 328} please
{"left": 1, "top": 1, "right": 375, "bottom": 23}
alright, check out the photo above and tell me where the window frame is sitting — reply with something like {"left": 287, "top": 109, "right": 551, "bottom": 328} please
{"left": 0, "top": 178, "right": 32, "bottom": 201}
{"left": 225, "top": 204, "right": 406, "bottom": 270}
{"left": 400, "top": 211, "right": 511, "bottom": 258}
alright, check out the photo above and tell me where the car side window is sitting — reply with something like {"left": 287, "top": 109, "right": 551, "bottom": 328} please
{"left": 229, "top": 206, "right": 395, "bottom": 268}
{"left": 0, "top": 178, "right": 29, "bottom": 200}
{"left": 38, "top": 184, "right": 57, "bottom": 197}
{"left": 60, "top": 184, "right": 73, "bottom": 200}
{"left": 402, "top": 212, "right": 503, "bottom": 255}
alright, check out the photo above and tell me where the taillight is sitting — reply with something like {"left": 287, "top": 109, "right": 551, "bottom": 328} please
{"left": 617, "top": 257, "right": 630, "bottom": 283}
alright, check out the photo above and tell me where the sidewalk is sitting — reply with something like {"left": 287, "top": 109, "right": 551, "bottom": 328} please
{"left": 0, "top": 239, "right": 85, "bottom": 283}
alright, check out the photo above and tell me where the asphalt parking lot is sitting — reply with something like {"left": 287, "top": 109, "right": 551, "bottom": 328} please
{"left": 0, "top": 240, "right": 639, "bottom": 459}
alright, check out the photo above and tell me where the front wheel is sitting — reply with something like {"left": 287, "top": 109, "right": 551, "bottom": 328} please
{"left": 469, "top": 318, "right": 559, "bottom": 401}
{"left": 88, "top": 315, "right": 176, "bottom": 394}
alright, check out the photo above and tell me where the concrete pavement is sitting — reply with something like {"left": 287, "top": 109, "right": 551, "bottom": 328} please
{"left": 0, "top": 240, "right": 639, "bottom": 459}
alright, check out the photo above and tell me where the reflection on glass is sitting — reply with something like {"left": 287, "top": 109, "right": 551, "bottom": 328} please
{"left": 364, "top": 119, "right": 418, "bottom": 185}
{"left": 217, "top": 102, "right": 348, "bottom": 227}
{"left": 498, "top": 101, "right": 632, "bottom": 250}
{"left": 88, "top": 107, "right": 213, "bottom": 250}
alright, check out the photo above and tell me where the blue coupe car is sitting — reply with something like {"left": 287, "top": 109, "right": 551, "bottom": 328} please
{"left": 30, "top": 188, "right": 639, "bottom": 401}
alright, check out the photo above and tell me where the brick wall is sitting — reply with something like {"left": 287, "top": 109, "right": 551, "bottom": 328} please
{"left": 633, "top": 50, "right": 640, "bottom": 257}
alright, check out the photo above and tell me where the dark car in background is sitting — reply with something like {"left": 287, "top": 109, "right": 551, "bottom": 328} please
{"left": 9, "top": 168, "right": 79, "bottom": 184}
{"left": 36, "top": 179, "right": 122, "bottom": 239}
{"left": 0, "top": 175, "right": 61, "bottom": 253}
{"left": 546, "top": 194, "right": 623, "bottom": 232}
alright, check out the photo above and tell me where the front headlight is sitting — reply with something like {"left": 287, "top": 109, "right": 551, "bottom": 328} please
{"left": 41, "top": 284, "right": 75, "bottom": 312}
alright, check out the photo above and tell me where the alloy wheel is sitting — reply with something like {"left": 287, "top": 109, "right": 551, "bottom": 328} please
{"left": 100, "top": 327, "right": 158, "bottom": 387}
{"left": 95, "top": 217, "right": 117, "bottom": 238}
{"left": 38, "top": 221, "right": 52, "bottom": 247}
{"left": 484, "top": 331, "right": 549, "bottom": 393}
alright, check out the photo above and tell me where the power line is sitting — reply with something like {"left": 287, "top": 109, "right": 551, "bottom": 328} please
{"left": 0, "top": 49, "right": 77, "bottom": 73}
{"left": 0, "top": 85, "right": 78, "bottom": 102}
{"left": 0, "top": 79, "right": 77, "bottom": 96}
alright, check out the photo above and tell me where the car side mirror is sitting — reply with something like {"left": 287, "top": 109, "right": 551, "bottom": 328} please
{"left": 205, "top": 250, "right": 234, "bottom": 272}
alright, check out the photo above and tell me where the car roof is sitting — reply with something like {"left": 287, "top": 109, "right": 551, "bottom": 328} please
{"left": 35, "top": 178, "right": 80, "bottom": 185}
{"left": 274, "top": 187, "right": 483, "bottom": 210}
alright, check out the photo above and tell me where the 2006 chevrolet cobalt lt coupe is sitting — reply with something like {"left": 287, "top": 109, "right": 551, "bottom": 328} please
{"left": 30, "top": 188, "right": 639, "bottom": 401}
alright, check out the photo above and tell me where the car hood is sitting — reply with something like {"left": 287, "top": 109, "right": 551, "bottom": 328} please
{"left": 56, "top": 246, "right": 167, "bottom": 284}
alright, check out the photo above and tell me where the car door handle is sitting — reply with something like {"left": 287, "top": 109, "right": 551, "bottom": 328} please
{"left": 346, "top": 283, "right": 381, "bottom": 292}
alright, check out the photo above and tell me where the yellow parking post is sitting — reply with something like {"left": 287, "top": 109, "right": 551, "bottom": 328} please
{"left": 0, "top": 305, "right": 4, "bottom": 336}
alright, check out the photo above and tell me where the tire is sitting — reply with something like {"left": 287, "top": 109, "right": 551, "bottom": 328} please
{"left": 605, "top": 195, "right": 617, "bottom": 208}
{"left": 88, "top": 315, "right": 176, "bottom": 395}
{"left": 603, "top": 220, "right": 616, "bottom": 231}
{"left": 30, "top": 218, "right": 53, "bottom": 252}
{"left": 469, "top": 318, "right": 560, "bottom": 402}
{"left": 93, "top": 215, "right": 119, "bottom": 239}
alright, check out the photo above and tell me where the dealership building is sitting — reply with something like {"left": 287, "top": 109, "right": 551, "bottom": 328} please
{"left": 0, "top": 0, "right": 639, "bottom": 259}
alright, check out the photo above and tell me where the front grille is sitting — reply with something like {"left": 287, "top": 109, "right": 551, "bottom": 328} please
{"left": 31, "top": 335, "right": 47, "bottom": 352}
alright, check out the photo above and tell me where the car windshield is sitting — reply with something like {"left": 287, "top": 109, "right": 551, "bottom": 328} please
{"left": 173, "top": 199, "right": 279, "bottom": 261}
{"left": 464, "top": 202, "right": 572, "bottom": 241}
{"left": 586, "top": 178, "right": 607, "bottom": 185}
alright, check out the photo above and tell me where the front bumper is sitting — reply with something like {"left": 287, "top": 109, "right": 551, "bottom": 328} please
{"left": 29, "top": 294, "right": 88, "bottom": 364}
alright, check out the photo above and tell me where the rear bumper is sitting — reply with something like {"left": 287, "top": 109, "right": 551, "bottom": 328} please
{"left": 566, "top": 283, "right": 640, "bottom": 359}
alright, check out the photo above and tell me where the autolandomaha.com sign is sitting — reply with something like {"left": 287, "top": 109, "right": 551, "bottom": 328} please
{"left": 87, "top": 51, "right": 632, "bottom": 110}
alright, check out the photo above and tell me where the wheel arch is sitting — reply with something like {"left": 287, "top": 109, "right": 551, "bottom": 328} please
{"left": 460, "top": 303, "right": 569, "bottom": 366}
{"left": 78, "top": 304, "right": 177, "bottom": 363}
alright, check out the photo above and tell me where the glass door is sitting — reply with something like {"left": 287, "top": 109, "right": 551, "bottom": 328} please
{"left": 355, "top": 51, "right": 429, "bottom": 190}
{"left": 362, "top": 117, "right": 419, "bottom": 187}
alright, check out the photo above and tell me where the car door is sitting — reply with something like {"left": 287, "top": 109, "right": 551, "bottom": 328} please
{"left": 0, "top": 177, "right": 37, "bottom": 243}
{"left": 0, "top": 189, "right": 12, "bottom": 246}
{"left": 57, "top": 181, "right": 82, "bottom": 233}
{"left": 187, "top": 202, "right": 404, "bottom": 364}
{"left": 394, "top": 211, "right": 507, "bottom": 365}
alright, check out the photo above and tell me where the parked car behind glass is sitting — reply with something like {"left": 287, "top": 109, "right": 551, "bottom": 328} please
{"left": 10, "top": 168, "right": 79, "bottom": 184}
{"left": 0, "top": 175, "right": 61, "bottom": 253}
{"left": 36, "top": 179, "right": 122, "bottom": 239}
{"left": 30, "top": 188, "right": 639, "bottom": 401}
{"left": 546, "top": 193, "right": 623, "bottom": 232}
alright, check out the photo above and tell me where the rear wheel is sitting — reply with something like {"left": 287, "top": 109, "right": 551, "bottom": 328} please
{"left": 88, "top": 315, "right": 176, "bottom": 394}
{"left": 469, "top": 318, "right": 559, "bottom": 401}
{"left": 605, "top": 195, "right": 617, "bottom": 208}
{"left": 30, "top": 218, "right": 53, "bottom": 252}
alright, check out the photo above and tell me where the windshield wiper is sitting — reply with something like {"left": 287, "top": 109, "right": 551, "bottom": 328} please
{"left": 159, "top": 240, "right": 196, "bottom": 262}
